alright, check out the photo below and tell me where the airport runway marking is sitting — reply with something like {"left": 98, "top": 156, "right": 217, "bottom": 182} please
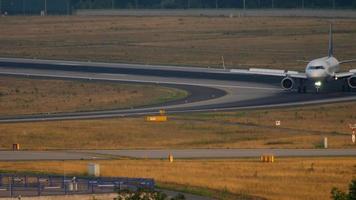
{"left": 0, "top": 70, "right": 281, "bottom": 91}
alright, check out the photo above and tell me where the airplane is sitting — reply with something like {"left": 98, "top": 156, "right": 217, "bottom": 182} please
{"left": 230, "top": 24, "right": 356, "bottom": 93}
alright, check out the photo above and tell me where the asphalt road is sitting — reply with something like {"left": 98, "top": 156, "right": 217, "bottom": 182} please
{"left": 0, "top": 57, "right": 355, "bottom": 123}
{"left": 0, "top": 151, "right": 105, "bottom": 161}
{"left": 83, "top": 149, "right": 356, "bottom": 158}
{"left": 1, "top": 149, "right": 356, "bottom": 160}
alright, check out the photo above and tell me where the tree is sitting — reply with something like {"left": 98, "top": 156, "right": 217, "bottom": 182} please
{"left": 331, "top": 179, "right": 356, "bottom": 200}
{"left": 349, "top": 180, "right": 356, "bottom": 200}
{"left": 331, "top": 187, "right": 348, "bottom": 200}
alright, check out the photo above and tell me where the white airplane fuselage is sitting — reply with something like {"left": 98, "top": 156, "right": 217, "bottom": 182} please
{"left": 277, "top": 25, "right": 356, "bottom": 92}
{"left": 305, "top": 56, "right": 340, "bottom": 82}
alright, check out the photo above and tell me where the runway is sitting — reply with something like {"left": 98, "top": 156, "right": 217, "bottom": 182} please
{"left": 0, "top": 57, "right": 355, "bottom": 123}
{"left": 1, "top": 149, "right": 356, "bottom": 161}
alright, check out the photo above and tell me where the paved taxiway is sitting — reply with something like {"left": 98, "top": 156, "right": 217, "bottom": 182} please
{"left": 0, "top": 151, "right": 105, "bottom": 161}
{"left": 1, "top": 149, "right": 356, "bottom": 161}
{"left": 0, "top": 57, "right": 355, "bottom": 123}
{"left": 84, "top": 149, "right": 356, "bottom": 159}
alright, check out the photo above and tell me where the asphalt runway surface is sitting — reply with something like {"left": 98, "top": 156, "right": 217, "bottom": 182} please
{"left": 0, "top": 151, "right": 104, "bottom": 161}
{"left": 1, "top": 149, "right": 356, "bottom": 160}
{"left": 0, "top": 57, "right": 355, "bottom": 123}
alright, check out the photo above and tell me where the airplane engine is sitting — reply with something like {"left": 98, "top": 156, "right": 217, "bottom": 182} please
{"left": 281, "top": 77, "right": 295, "bottom": 90}
{"left": 348, "top": 75, "right": 356, "bottom": 88}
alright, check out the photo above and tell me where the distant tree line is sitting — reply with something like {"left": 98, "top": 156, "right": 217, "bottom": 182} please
{"left": 1, "top": 0, "right": 356, "bottom": 15}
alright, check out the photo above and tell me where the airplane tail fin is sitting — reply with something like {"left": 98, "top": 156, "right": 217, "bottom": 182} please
{"left": 328, "top": 24, "right": 334, "bottom": 57}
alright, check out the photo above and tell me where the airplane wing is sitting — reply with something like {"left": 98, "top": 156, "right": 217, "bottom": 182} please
{"left": 340, "top": 59, "right": 356, "bottom": 64}
{"left": 335, "top": 69, "right": 356, "bottom": 79}
{"left": 230, "top": 68, "right": 307, "bottom": 79}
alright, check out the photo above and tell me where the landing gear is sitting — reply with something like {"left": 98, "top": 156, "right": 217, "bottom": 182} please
{"left": 342, "top": 85, "right": 346, "bottom": 92}
{"left": 342, "top": 80, "right": 351, "bottom": 92}
{"left": 297, "top": 79, "right": 307, "bottom": 93}
{"left": 297, "top": 86, "right": 307, "bottom": 93}
{"left": 314, "top": 81, "right": 322, "bottom": 93}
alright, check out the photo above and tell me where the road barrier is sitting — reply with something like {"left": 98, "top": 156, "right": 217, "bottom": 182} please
{"left": 88, "top": 163, "right": 100, "bottom": 177}
{"left": 261, "top": 154, "right": 275, "bottom": 163}
{"left": 146, "top": 116, "right": 168, "bottom": 122}
{"left": 12, "top": 144, "right": 20, "bottom": 151}
{"left": 0, "top": 174, "right": 154, "bottom": 198}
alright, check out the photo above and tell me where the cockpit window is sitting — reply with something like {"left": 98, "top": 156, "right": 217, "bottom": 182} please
{"left": 309, "top": 66, "right": 325, "bottom": 70}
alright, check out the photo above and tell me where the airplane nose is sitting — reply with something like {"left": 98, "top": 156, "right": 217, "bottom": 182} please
{"left": 307, "top": 70, "right": 326, "bottom": 80}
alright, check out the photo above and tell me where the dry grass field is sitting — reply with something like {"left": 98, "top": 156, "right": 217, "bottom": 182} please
{"left": 0, "top": 76, "right": 187, "bottom": 115}
{"left": 1, "top": 16, "right": 356, "bottom": 70}
{"left": 1, "top": 16, "right": 356, "bottom": 200}
{"left": 0, "top": 158, "right": 355, "bottom": 200}
{"left": 0, "top": 100, "right": 355, "bottom": 150}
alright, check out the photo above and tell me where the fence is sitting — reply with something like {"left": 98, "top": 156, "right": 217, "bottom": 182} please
{"left": 0, "top": 174, "right": 155, "bottom": 197}
{"left": 0, "top": 0, "right": 71, "bottom": 15}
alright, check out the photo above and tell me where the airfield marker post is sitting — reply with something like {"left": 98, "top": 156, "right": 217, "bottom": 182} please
{"left": 11, "top": 175, "right": 14, "bottom": 186}
{"left": 49, "top": 176, "right": 53, "bottom": 187}
{"left": 349, "top": 124, "right": 356, "bottom": 144}
{"left": 324, "top": 137, "right": 328, "bottom": 149}
{"left": 64, "top": 181, "right": 67, "bottom": 194}
{"left": 9, "top": 178, "right": 13, "bottom": 197}
{"left": 168, "top": 153, "right": 174, "bottom": 163}
{"left": 44, "top": 0, "right": 47, "bottom": 16}
{"left": 37, "top": 177, "right": 41, "bottom": 196}
{"left": 221, "top": 56, "right": 226, "bottom": 70}
{"left": 24, "top": 176, "right": 28, "bottom": 187}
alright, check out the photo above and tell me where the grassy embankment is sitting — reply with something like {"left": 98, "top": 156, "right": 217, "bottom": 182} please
{"left": 0, "top": 158, "right": 354, "bottom": 200}
{"left": 1, "top": 16, "right": 356, "bottom": 71}
{"left": 0, "top": 100, "right": 355, "bottom": 150}
{"left": 0, "top": 76, "right": 187, "bottom": 116}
